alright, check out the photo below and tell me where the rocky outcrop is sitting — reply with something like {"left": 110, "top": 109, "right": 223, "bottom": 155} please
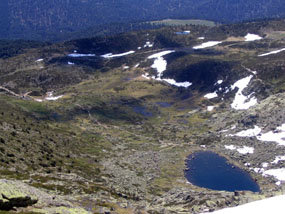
{"left": 0, "top": 179, "right": 38, "bottom": 210}
{"left": 0, "top": 179, "right": 92, "bottom": 213}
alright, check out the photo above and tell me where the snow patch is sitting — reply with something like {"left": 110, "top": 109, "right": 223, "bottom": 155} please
{"left": 68, "top": 53, "right": 96, "bottom": 57}
{"left": 204, "top": 92, "right": 218, "bottom": 99}
{"left": 198, "top": 37, "right": 205, "bottom": 40}
{"left": 101, "top": 51, "right": 135, "bottom": 58}
{"left": 224, "top": 145, "right": 254, "bottom": 154}
{"left": 162, "top": 78, "right": 192, "bottom": 88}
{"left": 244, "top": 33, "right": 262, "bottom": 42}
{"left": 175, "top": 31, "right": 190, "bottom": 35}
{"left": 144, "top": 41, "right": 153, "bottom": 48}
{"left": 234, "top": 126, "right": 262, "bottom": 137}
{"left": 203, "top": 194, "right": 285, "bottom": 214}
{"left": 272, "top": 156, "right": 285, "bottom": 164}
{"left": 230, "top": 75, "right": 257, "bottom": 110}
{"left": 45, "top": 92, "right": 63, "bottom": 101}
{"left": 259, "top": 48, "right": 285, "bottom": 57}
{"left": 256, "top": 123, "right": 285, "bottom": 146}
{"left": 68, "top": 62, "right": 75, "bottom": 65}
{"left": 35, "top": 92, "right": 64, "bottom": 102}
{"left": 231, "top": 123, "right": 285, "bottom": 146}
{"left": 144, "top": 51, "right": 192, "bottom": 88}
{"left": 193, "top": 41, "right": 222, "bottom": 49}
{"left": 35, "top": 59, "right": 43, "bottom": 62}
{"left": 262, "top": 162, "right": 269, "bottom": 168}
{"left": 217, "top": 80, "right": 223, "bottom": 85}
{"left": 207, "top": 106, "right": 215, "bottom": 111}
{"left": 264, "top": 168, "right": 285, "bottom": 181}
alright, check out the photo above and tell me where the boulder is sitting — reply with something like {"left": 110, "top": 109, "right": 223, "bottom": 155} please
{"left": 0, "top": 179, "right": 37, "bottom": 210}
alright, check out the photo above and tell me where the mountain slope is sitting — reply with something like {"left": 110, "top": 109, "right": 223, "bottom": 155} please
{"left": 2, "top": 0, "right": 285, "bottom": 40}
{"left": 1, "top": 19, "right": 285, "bottom": 213}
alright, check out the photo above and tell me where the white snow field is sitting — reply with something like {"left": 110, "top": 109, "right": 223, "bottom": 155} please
{"left": 143, "top": 51, "right": 192, "bottom": 88}
{"left": 202, "top": 194, "right": 285, "bottom": 214}
{"left": 230, "top": 75, "right": 257, "bottom": 110}
{"left": 244, "top": 33, "right": 262, "bottom": 42}
{"left": 258, "top": 48, "right": 285, "bottom": 57}
{"left": 193, "top": 41, "right": 222, "bottom": 49}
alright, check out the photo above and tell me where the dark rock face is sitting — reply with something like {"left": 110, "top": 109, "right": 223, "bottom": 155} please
{"left": 0, "top": 180, "right": 38, "bottom": 210}
{"left": 0, "top": 195, "right": 37, "bottom": 210}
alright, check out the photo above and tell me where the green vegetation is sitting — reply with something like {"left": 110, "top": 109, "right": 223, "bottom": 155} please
{"left": 0, "top": 19, "right": 285, "bottom": 213}
{"left": 150, "top": 19, "right": 217, "bottom": 27}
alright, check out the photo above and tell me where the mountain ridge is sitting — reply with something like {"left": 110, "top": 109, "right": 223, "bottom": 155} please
{"left": 2, "top": 0, "right": 285, "bottom": 41}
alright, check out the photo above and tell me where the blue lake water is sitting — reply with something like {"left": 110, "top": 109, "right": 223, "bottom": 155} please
{"left": 185, "top": 151, "right": 260, "bottom": 192}
{"left": 156, "top": 102, "right": 172, "bottom": 108}
{"left": 133, "top": 106, "right": 153, "bottom": 117}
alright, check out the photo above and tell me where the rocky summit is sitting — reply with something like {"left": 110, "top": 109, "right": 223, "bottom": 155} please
{"left": 0, "top": 19, "right": 285, "bottom": 213}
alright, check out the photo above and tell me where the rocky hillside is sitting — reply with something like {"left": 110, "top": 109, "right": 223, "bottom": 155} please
{"left": 2, "top": 0, "right": 285, "bottom": 40}
{"left": 0, "top": 19, "right": 285, "bottom": 213}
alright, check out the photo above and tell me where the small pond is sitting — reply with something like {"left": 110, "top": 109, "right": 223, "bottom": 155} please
{"left": 156, "top": 102, "right": 172, "bottom": 108}
{"left": 133, "top": 106, "right": 153, "bottom": 117}
{"left": 185, "top": 151, "right": 260, "bottom": 192}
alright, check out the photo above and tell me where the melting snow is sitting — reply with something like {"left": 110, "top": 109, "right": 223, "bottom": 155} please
{"left": 217, "top": 80, "right": 223, "bottom": 85}
{"left": 262, "top": 162, "right": 269, "bottom": 168}
{"left": 35, "top": 59, "right": 43, "bottom": 62}
{"left": 234, "top": 126, "right": 262, "bottom": 137}
{"left": 101, "top": 51, "right": 135, "bottom": 58}
{"left": 198, "top": 37, "right": 205, "bottom": 40}
{"left": 231, "top": 123, "right": 285, "bottom": 146}
{"left": 162, "top": 78, "right": 192, "bottom": 87}
{"left": 207, "top": 106, "right": 215, "bottom": 111}
{"left": 144, "top": 51, "right": 192, "bottom": 88}
{"left": 144, "top": 41, "right": 153, "bottom": 48}
{"left": 272, "top": 156, "right": 285, "bottom": 164}
{"left": 224, "top": 145, "right": 254, "bottom": 154}
{"left": 45, "top": 92, "right": 63, "bottom": 101}
{"left": 193, "top": 41, "right": 222, "bottom": 49}
{"left": 258, "top": 48, "right": 285, "bottom": 57}
{"left": 142, "top": 73, "right": 151, "bottom": 80}
{"left": 257, "top": 124, "right": 285, "bottom": 146}
{"left": 244, "top": 33, "right": 262, "bottom": 42}
{"left": 264, "top": 168, "right": 285, "bottom": 181}
{"left": 204, "top": 92, "right": 218, "bottom": 99}
{"left": 148, "top": 50, "right": 174, "bottom": 77}
{"left": 68, "top": 62, "right": 75, "bottom": 65}
{"left": 230, "top": 75, "right": 257, "bottom": 110}
{"left": 35, "top": 92, "right": 63, "bottom": 102}
{"left": 175, "top": 31, "right": 190, "bottom": 35}
{"left": 203, "top": 195, "right": 285, "bottom": 214}
{"left": 68, "top": 53, "right": 96, "bottom": 57}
